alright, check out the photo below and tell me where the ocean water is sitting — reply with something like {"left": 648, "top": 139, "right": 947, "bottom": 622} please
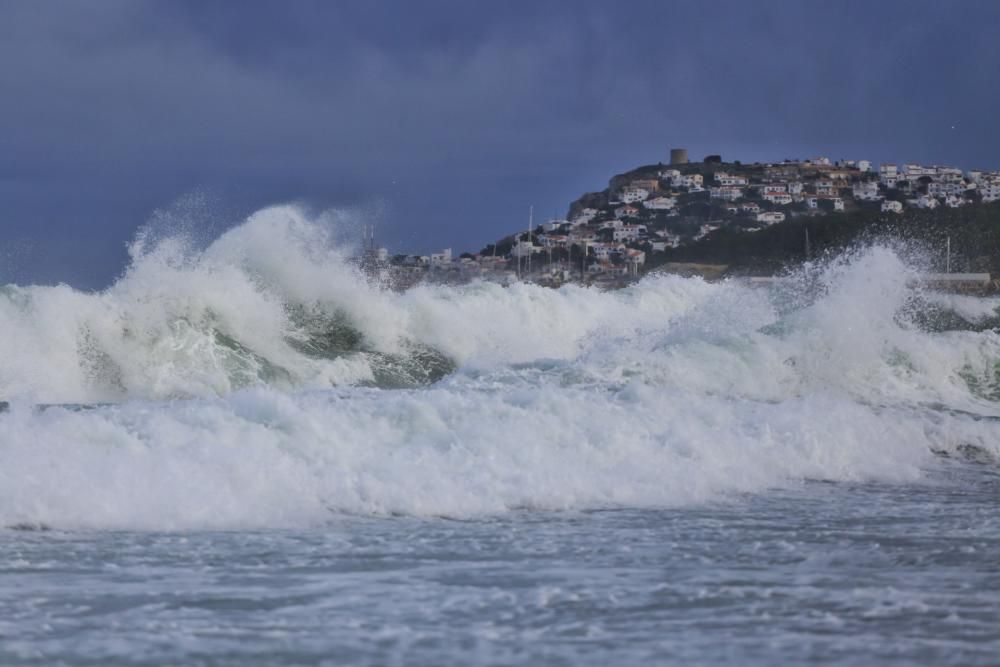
{"left": 2, "top": 206, "right": 1000, "bottom": 665}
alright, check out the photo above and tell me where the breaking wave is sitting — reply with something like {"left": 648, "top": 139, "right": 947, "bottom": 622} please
{"left": 2, "top": 205, "right": 1000, "bottom": 530}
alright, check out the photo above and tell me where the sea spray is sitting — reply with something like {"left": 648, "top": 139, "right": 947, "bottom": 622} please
{"left": 2, "top": 205, "right": 1000, "bottom": 529}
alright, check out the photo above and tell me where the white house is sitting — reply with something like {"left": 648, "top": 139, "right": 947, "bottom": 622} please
{"left": 715, "top": 172, "right": 748, "bottom": 186}
{"left": 571, "top": 208, "right": 599, "bottom": 224}
{"left": 909, "top": 195, "right": 939, "bottom": 209}
{"left": 676, "top": 174, "right": 704, "bottom": 189}
{"left": 740, "top": 202, "right": 761, "bottom": 215}
{"left": 625, "top": 248, "right": 646, "bottom": 266}
{"left": 652, "top": 231, "right": 681, "bottom": 249}
{"left": 620, "top": 187, "right": 650, "bottom": 204}
{"left": 590, "top": 242, "right": 626, "bottom": 260}
{"left": 430, "top": 248, "right": 453, "bottom": 266}
{"left": 537, "top": 234, "right": 570, "bottom": 248}
{"left": 881, "top": 200, "right": 903, "bottom": 214}
{"left": 815, "top": 180, "right": 837, "bottom": 196}
{"left": 710, "top": 186, "right": 744, "bottom": 201}
{"left": 880, "top": 164, "right": 899, "bottom": 188}
{"left": 756, "top": 211, "right": 785, "bottom": 225}
{"left": 853, "top": 181, "right": 882, "bottom": 201}
{"left": 762, "top": 188, "right": 793, "bottom": 205}
{"left": 542, "top": 219, "right": 569, "bottom": 232}
{"left": 613, "top": 225, "right": 647, "bottom": 242}
{"left": 614, "top": 205, "right": 640, "bottom": 219}
{"left": 643, "top": 196, "right": 677, "bottom": 210}
{"left": 981, "top": 181, "right": 1000, "bottom": 202}
{"left": 510, "top": 241, "right": 539, "bottom": 258}
{"left": 570, "top": 230, "right": 598, "bottom": 245}
{"left": 858, "top": 160, "right": 872, "bottom": 172}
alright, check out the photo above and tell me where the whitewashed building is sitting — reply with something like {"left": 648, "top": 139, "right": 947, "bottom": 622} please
{"left": 620, "top": 188, "right": 650, "bottom": 204}
{"left": 430, "top": 248, "right": 453, "bottom": 266}
{"left": 815, "top": 180, "right": 837, "bottom": 196}
{"left": 710, "top": 186, "right": 744, "bottom": 201}
{"left": 715, "top": 172, "right": 748, "bottom": 186}
{"left": 756, "top": 211, "right": 786, "bottom": 225}
{"left": 643, "top": 196, "right": 677, "bottom": 210}
{"left": 853, "top": 181, "right": 882, "bottom": 201}
{"left": 880, "top": 164, "right": 899, "bottom": 188}
{"left": 676, "top": 174, "right": 704, "bottom": 189}
{"left": 881, "top": 200, "right": 903, "bottom": 213}
{"left": 762, "top": 188, "right": 793, "bottom": 205}
{"left": 614, "top": 205, "right": 640, "bottom": 219}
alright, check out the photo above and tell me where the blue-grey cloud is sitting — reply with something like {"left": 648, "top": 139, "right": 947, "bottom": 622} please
{"left": 1, "top": 0, "right": 999, "bottom": 286}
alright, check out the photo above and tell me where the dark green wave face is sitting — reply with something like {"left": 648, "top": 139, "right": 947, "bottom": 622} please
{"left": 284, "top": 305, "right": 456, "bottom": 389}
{"left": 61, "top": 304, "right": 458, "bottom": 401}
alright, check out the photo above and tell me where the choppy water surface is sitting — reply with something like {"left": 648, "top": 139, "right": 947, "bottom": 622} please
{"left": 2, "top": 207, "right": 1000, "bottom": 664}
{"left": 3, "top": 466, "right": 999, "bottom": 666}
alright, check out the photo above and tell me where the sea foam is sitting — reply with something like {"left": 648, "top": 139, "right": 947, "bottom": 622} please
{"left": 1, "top": 205, "right": 999, "bottom": 529}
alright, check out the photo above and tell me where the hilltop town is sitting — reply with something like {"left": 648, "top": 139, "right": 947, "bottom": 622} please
{"left": 366, "top": 149, "right": 1000, "bottom": 287}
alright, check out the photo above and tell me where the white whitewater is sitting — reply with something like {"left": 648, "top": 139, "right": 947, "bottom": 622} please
{"left": 1, "top": 205, "right": 1000, "bottom": 530}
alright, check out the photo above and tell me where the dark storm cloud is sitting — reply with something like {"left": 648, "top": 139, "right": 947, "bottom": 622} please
{"left": 2, "top": 0, "right": 1000, "bottom": 286}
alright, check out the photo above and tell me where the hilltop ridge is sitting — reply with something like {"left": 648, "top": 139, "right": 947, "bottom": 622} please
{"left": 378, "top": 151, "right": 1000, "bottom": 287}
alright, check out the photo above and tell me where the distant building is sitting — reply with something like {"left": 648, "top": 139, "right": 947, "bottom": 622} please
{"left": 511, "top": 241, "right": 540, "bottom": 258}
{"left": 709, "top": 186, "right": 744, "bottom": 201}
{"left": 613, "top": 224, "right": 647, "bottom": 242}
{"left": 430, "top": 248, "right": 452, "bottom": 266}
{"left": 629, "top": 179, "right": 660, "bottom": 192}
{"left": 756, "top": 211, "right": 786, "bottom": 225}
{"left": 762, "top": 188, "right": 793, "bottom": 205}
{"left": 537, "top": 234, "right": 570, "bottom": 248}
{"left": 620, "top": 187, "right": 650, "bottom": 203}
{"left": 643, "top": 196, "right": 677, "bottom": 210}
{"left": 981, "top": 181, "right": 1000, "bottom": 202}
{"left": 853, "top": 181, "right": 882, "bottom": 201}
{"left": 880, "top": 164, "right": 899, "bottom": 188}
{"left": 814, "top": 180, "right": 838, "bottom": 196}
{"left": 909, "top": 194, "right": 940, "bottom": 209}
{"left": 614, "top": 204, "right": 640, "bottom": 219}
{"left": 715, "top": 172, "right": 748, "bottom": 186}
{"left": 881, "top": 200, "right": 903, "bottom": 213}
{"left": 676, "top": 174, "right": 704, "bottom": 189}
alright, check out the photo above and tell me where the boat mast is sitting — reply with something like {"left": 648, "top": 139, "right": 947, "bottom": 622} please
{"left": 527, "top": 204, "right": 533, "bottom": 278}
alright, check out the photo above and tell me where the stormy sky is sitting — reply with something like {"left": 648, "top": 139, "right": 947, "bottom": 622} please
{"left": 2, "top": 0, "right": 1000, "bottom": 288}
